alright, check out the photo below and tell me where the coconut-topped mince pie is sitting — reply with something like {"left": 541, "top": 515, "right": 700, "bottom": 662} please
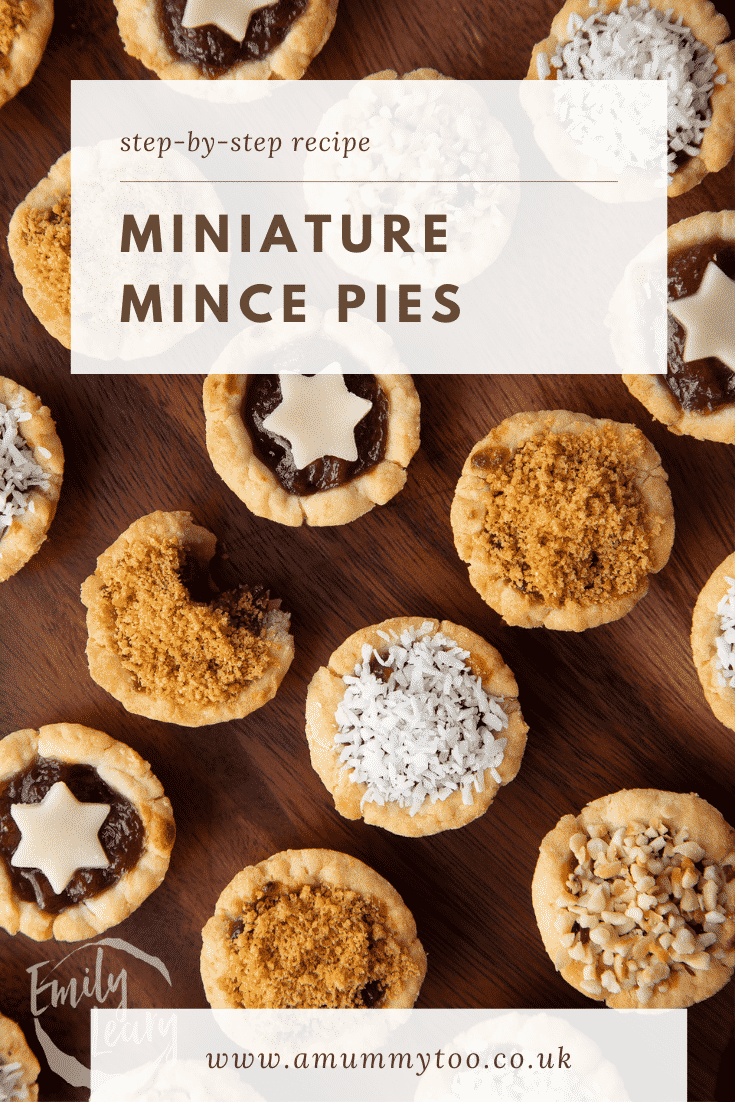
{"left": 0, "top": 376, "right": 63, "bottom": 583}
{"left": 0, "top": 724, "right": 175, "bottom": 942}
{"left": 0, "top": 0, "right": 52, "bottom": 109}
{"left": 0, "top": 1012, "right": 39, "bottom": 1102}
{"left": 114, "top": 0, "right": 338, "bottom": 80}
{"left": 201, "top": 849, "right": 427, "bottom": 1008}
{"left": 204, "top": 363, "right": 420, "bottom": 527}
{"left": 451, "top": 411, "right": 675, "bottom": 631}
{"left": 691, "top": 550, "right": 735, "bottom": 731}
{"left": 532, "top": 789, "right": 735, "bottom": 1008}
{"left": 527, "top": 0, "right": 735, "bottom": 197}
{"left": 7, "top": 151, "right": 70, "bottom": 350}
{"left": 305, "top": 617, "right": 528, "bottom": 837}
{"left": 81, "top": 511, "right": 293, "bottom": 726}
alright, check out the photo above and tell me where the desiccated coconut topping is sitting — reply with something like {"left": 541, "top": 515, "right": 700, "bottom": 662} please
{"left": 556, "top": 817, "right": 735, "bottom": 1004}
{"left": 715, "top": 576, "right": 735, "bottom": 689}
{"left": 0, "top": 398, "right": 49, "bottom": 533}
{"left": 335, "top": 623, "right": 509, "bottom": 816}
{"left": 0, "top": 1059, "right": 25, "bottom": 1102}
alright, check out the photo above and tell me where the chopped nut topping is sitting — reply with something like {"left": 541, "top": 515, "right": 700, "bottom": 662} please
{"left": 0, "top": 0, "right": 30, "bottom": 63}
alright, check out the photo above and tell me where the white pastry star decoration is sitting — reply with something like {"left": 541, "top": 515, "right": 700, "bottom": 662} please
{"left": 11, "top": 781, "right": 110, "bottom": 895}
{"left": 668, "top": 261, "right": 735, "bottom": 373}
{"left": 262, "top": 372, "right": 373, "bottom": 470}
{"left": 180, "top": 0, "right": 276, "bottom": 43}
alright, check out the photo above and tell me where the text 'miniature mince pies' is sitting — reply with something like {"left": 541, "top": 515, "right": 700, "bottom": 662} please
{"left": 0, "top": 1012, "right": 39, "bottom": 1102}
{"left": 81, "top": 511, "right": 294, "bottom": 726}
{"left": 0, "top": 376, "right": 63, "bottom": 583}
{"left": 0, "top": 724, "right": 175, "bottom": 942}
{"left": 0, "top": 0, "right": 52, "bottom": 109}
{"left": 201, "top": 849, "right": 426, "bottom": 1008}
{"left": 532, "top": 789, "right": 735, "bottom": 1008}
{"left": 526, "top": 0, "right": 735, "bottom": 197}
{"left": 114, "top": 0, "right": 338, "bottom": 80}
{"left": 451, "top": 410, "right": 675, "bottom": 631}
{"left": 305, "top": 617, "right": 528, "bottom": 837}
{"left": 691, "top": 550, "right": 735, "bottom": 731}
{"left": 7, "top": 151, "right": 70, "bottom": 349}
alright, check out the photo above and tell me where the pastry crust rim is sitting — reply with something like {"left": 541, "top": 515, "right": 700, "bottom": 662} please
{"left": 0, "top": 376, "right": 63, "bottom": 583}
{"left": 531, "top": 788, "right": 735, "bottom": 1009}
{"left": 691, "top": 549, "right": 735, "bottom": 730}
{"left": 0, "top": 723, "right": 175, "bottom": 943}
{"left": 305, "top": 616, "right": 529, "bottom": 837}
{"left": 364, "top": 68, "right": 452, "bottom": 80}
{"left": 200, "top": 847, "right": 427, "bottom": 1008}
{"left": 113, "top": 0, "right": 338, "bottom": 80}
{"left": 0, "top": 0, "right": 53, "bottom": 108}
{"left": 80, "top": 510, "right": 294, "bottom": 726}
{"left": 0, "top": 1010, "right": 40, "bottom": 1102}
{"left": 450, "top": 409, "right": 675, "bottom": 631}
{"left": 203, "top": 373, "right": 421, "bottom": 527}
{"left": 524, "top": 0, "right": 735, "bottom": 198}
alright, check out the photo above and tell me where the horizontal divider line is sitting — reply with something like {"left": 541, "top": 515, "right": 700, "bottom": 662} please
{"left": 116, "top": 178, "right": 620, "bottom": 184}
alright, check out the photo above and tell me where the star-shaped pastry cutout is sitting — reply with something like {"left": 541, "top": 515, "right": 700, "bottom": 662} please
{"left": 667, "top": 260, "right": 735, "bottom": 373}
{"left": 181, "top": 0, "right": 276, "bottom": 43}
{"left": 11, "top": 781, "right": 110, "bottom": 895}
{"left": 262, "top": 371, "right": 373, "bottom": 470}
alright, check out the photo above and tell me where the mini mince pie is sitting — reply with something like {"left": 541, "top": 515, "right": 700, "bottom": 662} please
{"left": 451, "top": 410, "right": 675, "bottom": 631}
{"left": 532, "top": 789, "right": 735, "bottom": 1008}
{"left": 305, "top": 617, "right": 528, "bottom": 837}
{"left": 200, "top": 848, "right": 427, "bottom": 1008}
{"left": 114, "top": 0, "right": 338, "bottom": 80}
{"left": 0, "top": 0, "right": 52, "bottom": 109}
{"left": 0, "top": 376, "right": 63, "bottom": 583}
{"left": 691, "top": 549, "right": 735, "bottom": 731}
{"left": 0, "top": 1012, "right": 39, "bottom": 1102}
{"left": 81, "top": 510, "right": 294, "bottom": 726}
{"left": 364, "top": 68, "right": 452, "bottom": 80}
{"left": 526, "top": 0, "right": 735, "bottom": 197}
{"left": 0, "top": 723, "right": 175, "bottom": 942}
{"left": 7, "top": 151, "right": 70, "bottom": 350}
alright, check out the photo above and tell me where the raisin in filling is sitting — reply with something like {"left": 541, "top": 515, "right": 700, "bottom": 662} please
{"left": 667, "top": 240, "right": 735, "bottom": 413}
{"left": 244, "top": 375, "right": 388, "bottom": 496}
{"left": 0, "top": 758, "right": 144, "bottom": 913}
{"left": 158, "top": 0, "right": 307, "bottom": 77}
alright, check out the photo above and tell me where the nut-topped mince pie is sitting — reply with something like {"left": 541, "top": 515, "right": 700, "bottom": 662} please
{"left": 201, "top": 849, "right": 427, "bottom": 1008}
{"left": 451, "top": 411, "right": 675, "bottom": 631}
{"left": 81, "top": 511, "right": 294, "bottom": 726}
{"left": 691, "top": 550, "right": 735, "bottom": 731}
{"left": 0, "top": 376, "right": 63, "bottom": 583}
{"left": 532, "top": 789, "right": 735, "bottom": 1008}
{"left": 0, "top": 1012, "right": 39, "bottom": 1102}
{"left": 0, "top": 724, "right": 175, "bottom": 942}
{"left": 0, "top": 0, "right": 52, "bottom": 109}
{"left": 114, "top": 0, "right": 338, "bottom": 80}
{"left": 306, "top": 617, "right": 528, "bottom": 837}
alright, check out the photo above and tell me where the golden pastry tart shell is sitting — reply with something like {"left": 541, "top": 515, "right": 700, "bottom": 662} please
{"left": 305, "top": 616, "right": 528, "bottom": 837}
{"left": 114, "top": 0, "right": 338, "bottom": 80}
{"left": 532, "top": 788, "right": 735, "bottom": 1008}
{"left": 622, "top": 211, "right": 735, "bottom": 444}
{"left": 525, "top": 0, "right": 735, "bottom": 198}
{"left": 200, "top": 848, "right": 427, "bottom": 1008}
{"left": 204, "top": 373, "right": 420, "bottom": 527}
{"left": 0, "top": 723, "right": 175, "bottom": 942}
{"left": 0, "top": 0, "right": 53, "bottom": 108}
{"left": 0, "top": 376, "right": 63, "bottom": 583}
{"left": 364, "top": 68, "right": 452, "bottom": 80}
{"left": 81, "top": 510, "right": 294, "bottom": 726}
{"left": 0, "top": 1011, "right": 39, "bottom": 1101}
{"left": 692, "top": 549, "right": 735, "bottom": 730}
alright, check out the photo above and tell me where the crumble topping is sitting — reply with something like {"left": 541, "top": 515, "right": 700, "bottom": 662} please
{"left": 17, "top": 195, "right": 71, "bottom": 314}
{"left": 225, "top": 883, "right": 421, "bottom": 1008}
{"left": 473, "top": 426, "right": 652, "bottom": 607}
{"left": 0, "top": 0, "right": 30, "bottom": 63}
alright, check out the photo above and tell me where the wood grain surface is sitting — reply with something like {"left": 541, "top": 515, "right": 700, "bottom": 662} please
{"left": 2, "top": 1, "right": 735, "bottom": 1099}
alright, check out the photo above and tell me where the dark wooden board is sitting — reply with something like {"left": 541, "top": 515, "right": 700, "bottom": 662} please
{"left": 2, "top": 1, "right": 735, "bottom": 1099}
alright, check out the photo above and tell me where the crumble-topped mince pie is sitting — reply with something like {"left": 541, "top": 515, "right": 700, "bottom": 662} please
{"left": 0, "top": 376, "right": 63, "bottom": 583}
{"left": 0, "top": 0, "right": 52, "bottom": 109}
{"left": 114, "top": 0, "right": 338, "bottom": 80}
{"left": 532, "top": 789, "right": 735, "bottom": 1008}
{"left": 0, "top": 1012, "right": 39, "bottom": 1102}
{"left": 201, "top": 849, "right": 427, "bottom": 1008}
{"left": 527, "top": 0, "right": 735, "bottom": 197}
{"left": 7, "top": 151, "right": 70, "bottom": 349}
{"left": 0, "top": 724, "right": 175, "bottom": 942}
{"left": 81, "top": 511, "right": 294, "bottom": 725}
{"left": 305, "top": 617, "right": 528, "bottom": 837}
{"left": 365, "top": 68, "right": 452, "bottom": 80}
{"left": 451, "top": 411, "right": 675, "bottom": 631}
{"left": 691, "top": 550, "right": 735, "bottom": 731}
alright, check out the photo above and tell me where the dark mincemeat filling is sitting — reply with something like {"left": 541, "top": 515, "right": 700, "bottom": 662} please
{"left": 0, "top": 758, "right": 144, "bottom": 913}
{"left": 158, "top": 0, "right": 307, "bottom": 77}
